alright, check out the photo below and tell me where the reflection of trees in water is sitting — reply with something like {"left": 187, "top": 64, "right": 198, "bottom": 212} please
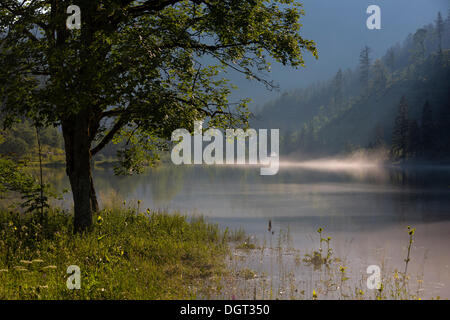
{"left": 388, "top": 167, "right": 450, "bottom": 225}
{"left": 92, "top": 165, "right": 186, "bottom": 206}
{"left": 148, "top": 166, "right": 186, "bottom": 205}
{"left": 21, "top": 165, "right": 450, "bottom": 223}
{"left": 388, "top": 167, "right": 450, "bottom": 189}
{"left": 32, "top": 165, "right": 69, "bottom": 192}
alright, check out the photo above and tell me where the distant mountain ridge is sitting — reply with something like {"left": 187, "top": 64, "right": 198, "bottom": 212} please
{"left": 254, "top": 11, "right": 450, "bottom": 160}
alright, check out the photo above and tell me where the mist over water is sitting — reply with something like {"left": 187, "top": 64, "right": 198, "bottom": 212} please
{"left": 31, "top": 161, "right": 450, "bottom": 298}
{"left": 279, "top": 154, "right": 384, "bottom": 173}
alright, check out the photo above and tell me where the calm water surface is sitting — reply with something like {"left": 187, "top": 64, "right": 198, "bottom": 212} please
{"left": 48, "top": 162, "right": 450, "bottom": 298}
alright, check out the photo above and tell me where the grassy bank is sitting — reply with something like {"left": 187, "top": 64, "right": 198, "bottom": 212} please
{"left": 0, "top": 208, "right": 228, "bottom": 299}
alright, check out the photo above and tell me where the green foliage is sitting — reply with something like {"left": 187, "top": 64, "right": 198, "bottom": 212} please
{"left": 0, "top": 0, "right": 317, "bottom": 167}
{"left": 0, "top": 207, "right": 228, "bottom": 299}
{"left": 0, "top": 157, "right": 51, "bottom": 214}
{"left": 0, "top": 119, "right": 64, "bottom": 160}
{"left": 1, "top": 1, "right": 318, "bottom": 230}
{"left": 0, "top": 158, "right": 36, "bottom": 195}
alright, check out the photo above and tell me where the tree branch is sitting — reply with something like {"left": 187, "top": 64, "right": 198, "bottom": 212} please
{"left": 90, "top": 118, "right": 126, "bottom": 156}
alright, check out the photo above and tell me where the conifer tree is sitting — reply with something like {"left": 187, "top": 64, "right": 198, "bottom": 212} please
{"left": 391, "top": 96, "right": 409, "bottom": 160}
{"left": 359, "top": 46, "right": 371, "bottom": 94}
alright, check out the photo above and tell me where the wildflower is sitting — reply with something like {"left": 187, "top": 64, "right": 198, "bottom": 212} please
{"left": 146, "top": 209, "right": 151, "bottom": 214}
{"left": 359, "top": 289, "right": 364, "bottom": 295}
{"left": 312, "top": 289, "right": 318, "bottom": 299}
{"left": 97, "top": 215, "right": 104, "bottom": 225}
{"left": 317, "top": 227, "right": 323, "bottom": 234}
{"left": 339, "top": 266, "right": 347, "bottom": 273}
{"left": 394, "top": 271, "right": 399, "bottom": 280}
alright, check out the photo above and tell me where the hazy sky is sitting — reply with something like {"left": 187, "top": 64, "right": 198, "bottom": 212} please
{"left": 227, "top": 0, "right": 450, "bottom": 108}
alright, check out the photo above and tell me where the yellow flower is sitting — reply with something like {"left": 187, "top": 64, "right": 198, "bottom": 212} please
{"left": 312, "top": 289, "right": 317, "bottom": 299}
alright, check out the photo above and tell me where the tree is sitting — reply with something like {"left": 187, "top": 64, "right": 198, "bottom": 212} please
{"left": 0, "top": 136, "right": 28, "bottom": 157}
{"left": 421, "top": 100, "right": 434, "bottom": 158}
{"left": 282, "top": 129, "right": 293, "bottom": 155}
{"left": 391, "top": 96, "right": 409, "bottom": 160}
{"left": 412, "top": 28, "right": 427, "bottom": 62}
{"left": 371, "top": 59, "right": 387, "bottom": 95}
{"left": 436, "top": 11, "right": 444, "bottom": 55}
{"left": 386, "top": 47, "right": 395, "bottom": 71}
{"left": 0, "top": 1, "right": 317, "bottom": 232}
{"left": 359, "top": 46, "right": 371, "bottom": 94}
{"left": 373, "top": 123, "right": 385, "bottom": 148}
{"left": 333, "top": 69, "right": 343, "bottom": 106}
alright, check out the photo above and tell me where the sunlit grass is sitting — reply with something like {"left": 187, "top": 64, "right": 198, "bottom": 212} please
{"left": 0, "top": 207, "right": 228, "bottom": 299}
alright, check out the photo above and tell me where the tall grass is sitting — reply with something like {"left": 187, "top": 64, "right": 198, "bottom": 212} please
{"left": 0, "top": 207, "right": 228, "bottom": 299}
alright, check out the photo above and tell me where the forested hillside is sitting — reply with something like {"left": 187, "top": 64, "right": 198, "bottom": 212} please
{"left": 0, "top": 119, "right": 64, "bottom": 161}
{"left": 256, "top": 11, "right": 450, "bottom": 162}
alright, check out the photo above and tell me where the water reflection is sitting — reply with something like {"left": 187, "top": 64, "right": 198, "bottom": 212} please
{"left": 8, "top": 162, "right": 450, "bottom": 297}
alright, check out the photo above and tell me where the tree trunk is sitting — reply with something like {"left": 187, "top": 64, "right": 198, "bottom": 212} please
{"left": 62, "top": 112, "right": 98, "bottom": 233}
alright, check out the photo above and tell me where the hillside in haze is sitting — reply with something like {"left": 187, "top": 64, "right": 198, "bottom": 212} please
{"left": 230, "top": 0, "right": 450, "bottom": 106}
{"left": 255, "top": 11, "right": 450, "bottom": 161}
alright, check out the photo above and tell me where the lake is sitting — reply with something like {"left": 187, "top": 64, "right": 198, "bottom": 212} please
{"left": 45, "top": 160, "right": 450, "bottom": 298}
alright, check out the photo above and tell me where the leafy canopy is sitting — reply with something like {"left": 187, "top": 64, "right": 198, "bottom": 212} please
{"left": 0, "top": 0, "right": 317, "bottom": 173}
